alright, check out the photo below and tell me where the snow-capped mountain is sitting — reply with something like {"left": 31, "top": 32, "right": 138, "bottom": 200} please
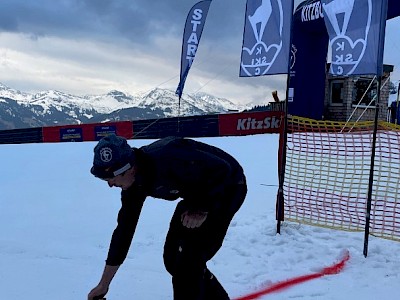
{"left": 0, "top": 83, "right": 246, "bottom": 130}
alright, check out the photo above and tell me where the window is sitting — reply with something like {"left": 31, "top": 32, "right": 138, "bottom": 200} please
{"left": 330, "top": 80, "right": 344, "bottom": 104}
{"left": 353, "top": 78, "right": 377, "bottom": 106}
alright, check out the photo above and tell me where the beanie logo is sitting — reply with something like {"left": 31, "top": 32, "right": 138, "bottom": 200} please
{"left": 100, "top": 147, "right": 113, "bottom": 163}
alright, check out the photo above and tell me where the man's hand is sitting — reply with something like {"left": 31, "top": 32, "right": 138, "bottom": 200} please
{"left": 181, "top": 210, "right": 208, "bottom": 228}
{"left": 88, "top": 265, "right": 119, "bottom": 300}
{"left": 88, "top": 284, "right": 108, "bottom": 300}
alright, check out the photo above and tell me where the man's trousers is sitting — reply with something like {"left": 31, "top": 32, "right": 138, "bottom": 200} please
{"left": 163, "top": 182, "right": 247, "bottom": 300}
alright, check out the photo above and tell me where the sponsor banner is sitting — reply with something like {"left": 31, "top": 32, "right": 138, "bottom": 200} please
{"left": 176, "top": 0, "right": 212, "bottom": 99}
{"left": 321, "top": 0, "right": 389, "bottom": 76}
{"left": 288, "top": 0, "right": 329, "bottom": 120}
{"left": 0, "top": 127, "right": 43, "bottom": 145}
{"left": 218, "top": 111, "right": 283, "bottom": 136}
{"left": 240, "top": 0, "right": 294, "bottom": 76}
{"left": 60, "top": 127, "right": 83, "bottom": 142}
{"left": 95, "top": 125, "right": 117, "bottom": 141}
{"left": 42, "top": 121, "right": 133, "bottom": 143}
{"left": 132, "top": 114, "right": 220, "bottom": 139}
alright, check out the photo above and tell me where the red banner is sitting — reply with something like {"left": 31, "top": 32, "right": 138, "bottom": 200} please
{"left": 42, "top": 121, "right": 133, "bottom": 143}
{"left": 218, "top": 111, "right": 283, "bottom": 136}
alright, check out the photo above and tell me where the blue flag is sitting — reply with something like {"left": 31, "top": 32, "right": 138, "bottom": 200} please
{"left": 176, "top": 0, "right": 212, "bottom": 99}
{"left": 240, "top": 0, "right": 294, "bottom": 77}
{"left": 321, "top": 0, "right": 389, "bottom": 76}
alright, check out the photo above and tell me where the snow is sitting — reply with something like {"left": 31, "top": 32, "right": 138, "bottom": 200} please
{"left": 0, "top": 83, "right": 245, "bottom": 118}
{"left": 1, "top": 134, "right": 400, "bottom": 299}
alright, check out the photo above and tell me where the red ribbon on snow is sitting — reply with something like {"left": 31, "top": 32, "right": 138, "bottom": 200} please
{"left": 233, "top": 250, "right": 350, "bottom": 300}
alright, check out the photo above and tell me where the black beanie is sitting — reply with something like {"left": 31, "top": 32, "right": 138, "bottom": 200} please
{"left": 90, "top": 134, "right": 135, "bottom": 179}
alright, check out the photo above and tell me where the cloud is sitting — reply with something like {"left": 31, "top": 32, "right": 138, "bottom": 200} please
{"left": 0, "top": 0, "right": 277, "bottom": 105}
{"left": 0, "top": 0, "right": 398, "bottom": 107}
{"left": 0, "top": 1, "right": 205, "bottom": 45}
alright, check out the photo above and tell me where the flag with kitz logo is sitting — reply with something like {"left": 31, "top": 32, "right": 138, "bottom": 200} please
{"left": 176, "top": 0, "right": 212, "bottom": 99}
{"left": 240, "top": 0, "right": 294, "bottom": 77}
{"left": 321, "top": 0, "right": 389, "bottom": 76}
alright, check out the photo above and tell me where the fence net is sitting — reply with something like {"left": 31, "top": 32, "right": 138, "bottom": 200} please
{"left": 283, "top": 117, "right": 400, "bottom": 241}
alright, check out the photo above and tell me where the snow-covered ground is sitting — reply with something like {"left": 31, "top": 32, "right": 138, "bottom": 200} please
{"left": 1, "top": 134, "right": 399, "bottom": 299}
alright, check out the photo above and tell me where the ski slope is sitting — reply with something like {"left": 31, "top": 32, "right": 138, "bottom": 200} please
{"left": 1, "top": 134, "right": 399, "bottom": 299}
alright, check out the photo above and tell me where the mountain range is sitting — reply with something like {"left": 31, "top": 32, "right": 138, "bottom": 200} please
{"left": 0, "top": 83, "right": 247, "bottom": 130}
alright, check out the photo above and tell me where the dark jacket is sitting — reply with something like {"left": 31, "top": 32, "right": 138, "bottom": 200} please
{"left": 106, "top": 137, "right": 246, "bottom": 266}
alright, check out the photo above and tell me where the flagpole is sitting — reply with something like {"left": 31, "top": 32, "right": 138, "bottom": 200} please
{"left": 363, "top": 75, "right": 381, "bottom": 257}
{"left": 276, "top": 0, "right": 295, "bottom": 235}
{"left": 276, "top": 74, "right": 290, "bottom": 234}
{"left": 363, "top": 0, "right": 389, "bottom": 257}
{"left": 395, "top": 82, "right": 400, "bottom": 124}
{"left": 177, "top": 96, "right": 181, "bottom": 134}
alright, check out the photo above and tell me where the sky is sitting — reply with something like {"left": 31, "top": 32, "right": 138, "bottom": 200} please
{"left": 0, "top": 0, "right": 399, "bottom": 106}
{"left": 1, "top": 134, "right": 400, "bottom": 299}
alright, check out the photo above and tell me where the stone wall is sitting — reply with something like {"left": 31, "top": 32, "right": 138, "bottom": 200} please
{"left": 324, "top": 74, "right": 390, "bottom": 122}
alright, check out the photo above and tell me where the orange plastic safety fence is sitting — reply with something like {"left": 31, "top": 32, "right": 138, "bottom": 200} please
{"left": 283, "top": 117, "right": 400, "bottom": 241}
